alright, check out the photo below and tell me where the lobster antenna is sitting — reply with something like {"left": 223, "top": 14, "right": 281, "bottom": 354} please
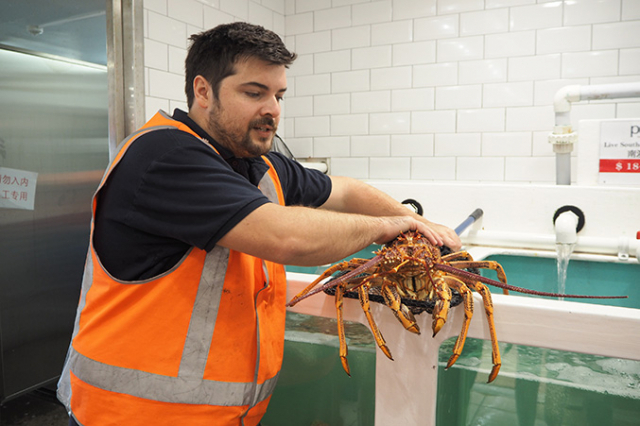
{"left": 435, "top": 263, "right": 627, "bottom": 299}
{"left": 286, "top": 255, "right": 382, "bottom": 306}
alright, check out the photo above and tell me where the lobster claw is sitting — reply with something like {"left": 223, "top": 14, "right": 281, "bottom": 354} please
{"left": 431, "top": 281, "right": 452, "bottom": 337}
{"left": 381, "top": 285, "right": 420, "bottom": 334}
{"left": 399, "top": 304, "right": 420, "bottom": 334}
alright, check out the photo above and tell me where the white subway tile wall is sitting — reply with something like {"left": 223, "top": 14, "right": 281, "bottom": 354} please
{"left": 144, "top": 0, "right": 640, "bottom": 183}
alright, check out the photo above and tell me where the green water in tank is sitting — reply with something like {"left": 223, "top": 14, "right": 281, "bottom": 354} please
{"left": 437, "top": 254, "right": 640, "bottom": 426}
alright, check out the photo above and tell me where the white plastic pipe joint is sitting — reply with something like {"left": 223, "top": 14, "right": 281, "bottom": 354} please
{"left": 553, "top": 206, "right": 585, "bottom": 245}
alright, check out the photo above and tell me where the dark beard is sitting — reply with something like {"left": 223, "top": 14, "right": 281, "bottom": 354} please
{"left": 207, "top": 110, "right": 276, "bottom": 158}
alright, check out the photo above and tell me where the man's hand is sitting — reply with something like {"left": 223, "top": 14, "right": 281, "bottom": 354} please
{"left": 323, "top": 176, "right": 461, "bottom": 250}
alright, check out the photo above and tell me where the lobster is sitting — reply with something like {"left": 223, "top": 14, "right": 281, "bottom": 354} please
{"left": 286, "top": 231, "right": 627, "bottom": 383}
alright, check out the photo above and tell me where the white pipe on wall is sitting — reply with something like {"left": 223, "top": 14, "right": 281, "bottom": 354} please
{"left": 550, "top": 82, "right": 640, "bottom": 185}
{"left": 463, "top": 230, "right": 640, "bottom": 260}
{"left": 299, "top": 162, "right": 328, "bottom": 174}
{"left": 553, "top": 83, "right": 640, "bottom": 114}
{"left": 555, "top": 152, "right": 572, "bottom": 185}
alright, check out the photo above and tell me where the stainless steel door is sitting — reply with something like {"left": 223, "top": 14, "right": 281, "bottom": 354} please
{"left": 0, "top": 1, "right": 108, "bottom": 400}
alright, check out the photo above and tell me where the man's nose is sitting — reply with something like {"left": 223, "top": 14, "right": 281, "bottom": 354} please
{"left": 261, "top": 96, "right": 281, "bottom": 118}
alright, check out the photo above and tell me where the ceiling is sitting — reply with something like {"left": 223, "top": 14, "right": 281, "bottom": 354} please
{"left": 0, "top": 0, "right": 107, "bottom": 65}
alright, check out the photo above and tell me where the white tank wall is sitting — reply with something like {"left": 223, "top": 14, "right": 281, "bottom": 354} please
{"left": 368, "top": 181, "right": 639, "bottom": 242}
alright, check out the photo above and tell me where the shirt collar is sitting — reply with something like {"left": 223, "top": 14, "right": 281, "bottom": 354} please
{"left": 171, "top": 109, "right": 270, "bottom": 186}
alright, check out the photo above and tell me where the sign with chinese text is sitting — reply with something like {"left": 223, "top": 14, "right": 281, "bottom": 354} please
{"left": 0, "top": 167, "right": 38, "bottom": 210}
{"left": 598, "top": 120, "right": 640, "bottom": 186}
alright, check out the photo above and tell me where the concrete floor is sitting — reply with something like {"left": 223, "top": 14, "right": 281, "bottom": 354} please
{"left": 0, "top": 388, "right": 69, "bottom": 426}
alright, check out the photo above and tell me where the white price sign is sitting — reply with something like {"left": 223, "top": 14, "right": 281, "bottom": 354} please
{"left": 598, "top": 120, "right": 640, "bottom": 185}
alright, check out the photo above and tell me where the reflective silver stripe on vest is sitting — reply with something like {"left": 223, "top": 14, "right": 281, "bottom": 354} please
{"left": 178, "top": 246, "right": 230, "bottom": 379}
{"left": 65, "top": 348, "right": 280, "bottom": 406}
{"left": 71, "top": 246, "right": 95, "bottom": 341}
{"left": 258, "top": 172, "right": 279, "bottom": 204}
{"left": 57, "top": 244, "right": 96, "bottom": 411}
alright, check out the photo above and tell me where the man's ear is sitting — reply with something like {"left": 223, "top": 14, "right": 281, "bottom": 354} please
{"left": 192, "top": 75, "right": 212, "bottom": 109}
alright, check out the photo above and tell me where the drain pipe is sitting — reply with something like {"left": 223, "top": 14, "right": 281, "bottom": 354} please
{"left": 549, "top": 82, "right": 640, "bottom": 185}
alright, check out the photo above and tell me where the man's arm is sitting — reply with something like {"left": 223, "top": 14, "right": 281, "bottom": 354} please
{"left": 218, "top": 202, "right": 430, "bottom": 266}
{"left": 218, "top": 176, "right": 461, "bottom": 267}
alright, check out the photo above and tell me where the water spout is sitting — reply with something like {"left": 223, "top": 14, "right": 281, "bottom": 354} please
{"left": 553, "top": 207, "right": 585, "bottom": 299}
{"left": 554, "top": 210, "right": 579, "bottom": 245}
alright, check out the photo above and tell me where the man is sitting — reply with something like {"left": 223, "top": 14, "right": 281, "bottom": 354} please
{"left": 58, "top": 22, "right": 460, "bottom": 426}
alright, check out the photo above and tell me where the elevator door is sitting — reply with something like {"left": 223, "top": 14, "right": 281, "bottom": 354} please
{"left": 0, "top": 0, "right": 108, "bottom": 401}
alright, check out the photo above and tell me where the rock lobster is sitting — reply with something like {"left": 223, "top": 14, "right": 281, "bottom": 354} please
{"left": 286, "top": 230, "right": 627, "bottom": 383}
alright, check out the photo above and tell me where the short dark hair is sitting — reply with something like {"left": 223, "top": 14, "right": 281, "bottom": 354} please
{"left": 185, "top": 22, "right": 297, "bottom": 108}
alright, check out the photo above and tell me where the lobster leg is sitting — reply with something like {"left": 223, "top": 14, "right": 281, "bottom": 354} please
{"left": 440, "top": 277, "right": 474, "bottom": 370}
{"left": 450, "top": 260, "right": 510, "bottom": 295}
{"left": 357, "top": 285, "right": 393, "bottom": 361}
{"left": 334, "top": 285, "right": 351, "bottom": 376}
{"left": 440, "top": 250, "right": 474, "bottom": 263}
{"left": 466, "top": 280, "right": 501, "bottom": 383}
{"left": 381, "top": 284, "right": 420, "bottom": 334}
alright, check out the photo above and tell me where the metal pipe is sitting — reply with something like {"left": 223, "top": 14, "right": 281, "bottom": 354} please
{"left": 454, "top": 208, "right": 483, "bottom": 235}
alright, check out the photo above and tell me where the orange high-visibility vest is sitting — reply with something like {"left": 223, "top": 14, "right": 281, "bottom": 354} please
{"left": 58, "top": 111, "right": 287, "bottom": 426}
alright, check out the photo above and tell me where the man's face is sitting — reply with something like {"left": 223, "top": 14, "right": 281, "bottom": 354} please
{"left": 206, "top": 57, "right": 287, "bottom": 158}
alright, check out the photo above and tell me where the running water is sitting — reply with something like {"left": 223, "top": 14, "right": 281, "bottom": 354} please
{"left": 555, "top": 243, "right": 576, "bottom": 301}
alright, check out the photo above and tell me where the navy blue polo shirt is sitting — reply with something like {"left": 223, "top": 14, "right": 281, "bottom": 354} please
{"left": 93, "top": 109, "right": 332, "bottom": 281}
